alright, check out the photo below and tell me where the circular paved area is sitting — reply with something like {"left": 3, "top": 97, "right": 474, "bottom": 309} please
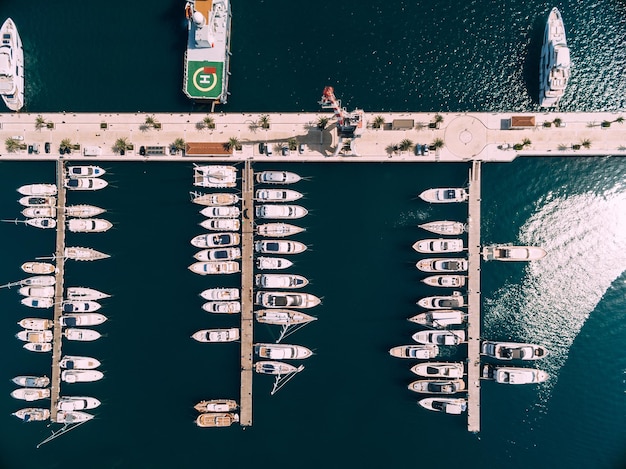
{"left": 444, "top": 115, "right": 488, "bottom": 159}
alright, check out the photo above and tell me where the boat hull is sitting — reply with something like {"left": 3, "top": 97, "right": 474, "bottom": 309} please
{"left": 410, "top": 362, "right": 465, "bottom": 378}
{"left": 189, "top": 261, "right": 240, "bottom": 275}
{"left": 407, "top": 310, "right": 466, "bottom": 328}
{"left": 418, "top": 398, "right": 467, "bottom": 414}
{"left": 408, "top": 379, "right": 466, "bottom": 394}
{"left": 0, "top": 19, "right": 24, "bottom": 111}
{"left": 194, "top": 399, "right": 238, "bottom": 413}
{"left": 196, "top": 412, "right": 239, "bottom": 428}
{"left": 254, "top": 360, "right": 298, "bottom": 375}
{"left": 255, "top": 291, "right": 321, "bottom": 309}
{"left": 388, "top": 344, "right": 439, "bottom": 359}
{"left": 418, "top": 221, "right": 466, "bottom": 235}
{"left": 192, "top": 328, "right": 240, "bottom": 342}
{"left": 255, "top": 309, "right": 317, "bottom": 325}
{"left": 254, "top": 240, "right": 307, "bottom": 255}
{"left": 256, "top": 222, "right": 305, "bottom": 238}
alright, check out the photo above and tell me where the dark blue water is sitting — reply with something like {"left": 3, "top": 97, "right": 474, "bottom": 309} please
{"left": 0, "top": 1, "right": 625, "bottom": 468}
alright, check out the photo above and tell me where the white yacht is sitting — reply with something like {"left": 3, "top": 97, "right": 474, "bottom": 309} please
{"left": 191, "top": 232, "right": 240, "bottom": 248}
{"left": 255, "top": 188, "right": 303, "bottom": 202}
{"left": 416, "top": 258, "right": 468, "bottom": 273}
{"left": 55, "top": 410, "right": 94, "bottom": 424}
{"left": 0, "top": 18, "right": 24, "bottom": 111}
{"left": 19, "top": 196, "right": 56, "bottom": 207}
{"left": 413, "top": 238, "right": 464, "bottom": 254}
{"left": 64, "top": 177, "right": 108, "bottom": 191}
{"left": 18, "top": 317, "right": 54, "bottom": 330}
{"left": 256, "top": 256, "right": 293, "bottom": 270}
{"left": 65, "top": 204, "right": 106, "bottom": 218}
{"left": 408, "top": 310, "right": 466, "bottom": 328}
{"left": 410, "top": 362, "right": 465, "bottom": 378}
{"left": 191, "top": 328, "right": 240, "bottom": 342}
{"left": 194, "top": 247, "right": 241, "bottom": 261}
{"left": 57, "top": 397, "right": 101, "bottom": 411}
{"left": 256, "top": 222, "right": 305, "bottom": 238}
{"left": 481, "top": 341, "right": 549, "bottom": 360}
{"left": 12, "top": 408, "right": 50, "bottom": 422}
{"left": 63, "top": 328, "right": 101, "bottom": 342}
{"left": 388, "top": 344, "right": 439, "bottom": 359}
{"left": 418, "top": 398, "right": 467, "bottom": 414}
{"left": 408, "top": 379, "right": 466, "bottom": 394}
{"left": 254, "top": 240, "right": 307, "bottom": 255}
{"left": 199, "top": 206, "right": 240, "bottom": 218}
{"left": 188, "top": 261, "right": 240, "bottom": 275}
{"left": 65, "top": 246, "right": 110, "bottom": 261}
{"left": 412, "top": 330, "right": 466, "bottom": 346}
{"left": 539, "top": 7, "right": 570, "bottom": 107}
{"left": 418, "top": 220, "right": 466, "bottom": 236}
{"left": 62, "top": 300, "right": 101, "bottom": 313}
{"left": 59, "top": 355, "right": 101, "bottom": 370}
{"left": 66, "top": 287, "right": 110, "bottom": 300}
{"left": 67, "top": 218, "right": 113, "bottom": 233}
{"left": 18, "top": 285, "right": 55, "bottom": 297}
{"left": 21, "top": 275, "right": 56, "bottom": 286}
{"left": 202, "top": 301, "right": 241, "bottom": 314}
{"left": 67, "top": 166, "right": 106, "bottom": 178}
{"left": 418, "top": 188, "right": 468, "bottom": 203}
{"left": 199, "top": 287, "right": 240, "bottom": 301}
{"left": 21, "top": 262, "right": 55, "bottom": 275}
{"left": 254, "top": 343, "right": 313, "bottom": 360}
{"left": 194, "top": 399, "right": 238, "bottom": 413}
{"left": 16, "top": 330, "right": 53, "bottom": 343}
{"left": 191, "top": 192, "right": 239, "bottom": 206}
{"left": 421, "top": 275, "right": 466, "bottom": 288}
{"left": 255, "top": 291, "right": 321, "bottom": 309}
{"left": 200, "top": 218, "right": 240, "bottom": 231}
{"left": 482, "top": 364, "right": 549, "bottom": 384}
{"left": 417, "top": 291, "right": 465, "bottom": 309}
{"left": 11, "top": 387, "right": 51, "bottom": 401}
{"left": 193, "top": 165, "right": 237, "bottom": 188}
{"left": 255, "top": 309, "right": 317, "bottom": 325}
{"left": 24, "top": 343, "right": 52, "bottom": 352}
{"left": 61, "top": 370, "right": 104, "bottom": 383}
{"left": 12, "top": 376, "right": 49, "bottom": 387}
{"left": 20, "top": 297, "right": 54, "bottom": 309}
{"left": 255, "top": 171, "right": 301, "bottom": 185}
{"left": 255, "top": 273, "right": 308, "bottom": 289}
{"left": 254, "top": 360, "right": 299, "bottom": 375}
{"left": 24, "top": 217, "right": 56, "bottom": 229}
{"left": 17, "top": 184, "right": 57, "bottom": 196}
{"left": 21, "top": 206, "right": 56, "bottom": 218}
{"left": 482, "top": 245, "right": 547, "bottom": 261}
{"left": 60, "top": 313, "right": 108, "bottom": 327}
{"left": 255, "top": 204, "right": 308, "bottom": 220}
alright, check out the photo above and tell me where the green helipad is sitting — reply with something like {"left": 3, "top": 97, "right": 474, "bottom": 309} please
{"left": 184, "top": 60, "right": 224, "bottom": 100}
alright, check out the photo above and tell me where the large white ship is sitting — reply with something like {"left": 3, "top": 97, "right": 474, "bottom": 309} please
{"left": 0, "top": 18, "right": 24, "bottom": 111}
{"left": 183, "top": 0, "right": 231, "bottom": 107}
{"left": 539, "top": 8, "right": 570, "bottom": 108}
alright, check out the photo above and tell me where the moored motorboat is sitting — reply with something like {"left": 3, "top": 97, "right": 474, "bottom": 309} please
{"left": 388, "top": 344, "right": 439, "bottom": 359}
{"left": 191, "top": 232, "right": 240, "bottom": 248}
{"left": 255, "top": 188, "right": 303, "bottom": 202}
{"left": 55, "top": 410, "right": 94, "bottom": 424}
{"left": 191, "top": 328, "right": 240, "bottom": 342}
{"left": 61, "top": 370, "right": 104, "bottom": 383}
{"left": 254, "top": 240, "right": 307, "bottom": 255}
{"left": 17, "top": 184, "right": 57, "bottom": 196}
{"left": 193, "top": 165, "right": 237, "bottom": 188}
{"left": 59, "top": 355, "right": 101, "bottom": 370}
{"left": 481, "top": 245, "right": 547, "bottom": 261}
{"left": 60, "top": 313, "right": 108, "bottom": 327}
{"left": 255, "top": 291, "right": 321, "bottom": 309}
{"left": 413, "top": 238, "right": 464, "bottom": 254}
{"left": 67, "top": 218, "right": 113, "bottom": 233}
{"left": 63, "top": 328, "right": 102, "bottom": 342}
{"left": 407, "top": 310, "right": 466, "bottom": 328}
{"left": 481, "top": 341, "right": 549, "bottom": 360}
{"left": 12, "top": 408, "right": 50, "bottom": 422}
{"left": 199, "top": 218, "right": 240, "bottom": 231}
{"left": 57, "top": 396, "right": 101, "bottom": 411}
{"left": 539, "top": 7, "right": 570, "bottom": 107}
{"left": 20, "top": 296, "right": 54, "bottom": 309}
{"left": 21, "top": 206, "right": 56, "bottom": 218}
{"left": 418, "top": 220, "right": 467, "bottom": 236}
{"left": 65, "top": 247, "right": 110, "bottom": 261}
{"left": 21, "top": 275, "right": 56, "bottom": 286}
{"left": 421, "top": 275, "right": 466, "bottom": 288}
{"left": 24, "top": 343, "right": 52, "bottom": 352}
{"left": 255, "top": 309, "right": 317, "bottom": 325}
{"left": 18, "top": 196, "right": 56, "bottom": 207}
{"left": 254, "top": 343, "right": 313, "bottom": 360}
{"left": 64, "top": 177, "right": 108, "bottom": 191}
{"left": 194, "top": 247, "right": 241, "bottom": 261}
{"left": 418, "top": 188, "right": 468, "bottom": 203}
{"left": 255, "top": 204, "right": 308, "bottom": 220}
{"left": 21, "top": 261, "right": 55, "bottom": 275}
{"left": 410, "top": 362, "right": 465, "bottom": 378}
{"left": 255, "top": 273, "right": 308, "bottom": 289}
{"left": 200, "top": 287, "right": 239, "bottom": 301}
{"left": 199, "top": 206, "right": 241, "bottom": 218}
{"left": 256, "top": 222, "right": 305, "bottom": 238}
{"left": 482, "top": 364, "right": 549, "bottom": 384}
{"left": 418, "top": 397, "right": 467, "bottom": 414}
{"left": 255, "top": 171, "right": 301, "bottom": 185}
{"left": 255, "top": 256, "right": 293, "bottom": 270}
{"left": 16, "top": 330, "right": 53, "bottom": 342}
{"left": 0, "top": 18, "right": 24, "bottom": 111}
{"left": 24, "top": 217, "right": 56, "bottom": 229}
{"left": 188, "top": 261, "right": 240, "bottom": 275}
{"left": 201, "top": 301, "right": 241, "bottom": 314}
{"left": 66, "top": 166, "right": 106, "bottom": 178}
{"left": 254, "top": 360, "right": 299, "bottom": 375}
{"left": 412, "top": 330, "right": 466, "bottom": 346}
{"left": 18, "top": 317, "right": 54, "bottom": 330}
{"left": 12, "top": 375, "right": 49, "bottom": 387}
{"left": 416, "top": 258, "right": 468, "bottom": 273}
{"left": 18, "top": 285, "right": 55, "bottom": 297}
{"left": 194, "top": 399, "right": 238, "bottom": 413}
{"left": 191, "top": 192, "right": 240, "bottom": 206}
{"left": 66, "top": 287, "right": 110, "bottom": 300}
{"left": 65, "top": 205, "right": 106, "bottom": 218}
{"left": 196, "top": 412, "right": 239, "bottom": 428}
{"left": 417, "top": 291, "right": 465, "bottom": 309}
{"left": 408, "top": 379, "right": 466, "bottom": 394}
{"left": 11, "top": 387, "right": 51, "bottom": 401}
{"left": 62, "top": 300, "right": 101, "bottom": 313}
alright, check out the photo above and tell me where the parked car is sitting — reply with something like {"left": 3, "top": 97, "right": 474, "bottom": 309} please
{"left": 44, "top": 142, "right": 51, "bottom": 153}
{"left": 281, "top": 146, "right": 289, "bottom": 156}
{"left": 298, "top": 143, "right": 305, "bottom": 154}
{"left": 258, "top": 142, "right": 265, "bottom": 154}
{"left": 139, "top": 146, "right": 146, "bottom": 156}
{"left": 265, "top": 145, "right": 273, "bottom": 156}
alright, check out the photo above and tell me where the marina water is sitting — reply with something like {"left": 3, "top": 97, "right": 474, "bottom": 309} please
{"left": 0, "top": 0, "right": 625, "bottom": 468}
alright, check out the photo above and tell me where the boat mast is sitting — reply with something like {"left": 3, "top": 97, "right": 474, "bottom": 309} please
{"left": 270, "top": 365, "right": 305, "bottom": 395}
{"left": 36, "top": 420, "right": 91, "bottom": 449}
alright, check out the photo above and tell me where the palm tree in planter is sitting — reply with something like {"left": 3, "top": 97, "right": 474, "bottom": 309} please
{"left": 203, "top": 116, "right": 216, "bottom": 129}
{"left": 432, "top": 138, "right": 444, "bottom": 151}
{"left": 287, "top": 138, "right": 298, "bottom": 151}
{"left": 35, "top": 115, "right": 46, "bottom": 131}
{"left": 224, "top": 137, "right": 242, "bottom": 152}
{"left": 316, "top": 116, "right": 329, "bottom": 130}
{"left": 5, "top": 137, "right": 21, "bottom": 153}
{"left": 601, "top": 120, "right": 612, "bottom": 128}
{"left": 399, "top": 139, "right": 414, "bottom": 154}
{"left": 113, "top": 137, "right": 130, "bottom": 155}
{"left": 385, "top": 144, "right": 397, "bottom": 157}
{"left": 259, "top": 114, "right": 270, "bottom": 130}
{"left": 522, "top": 138, "right": 532, "bottom": 148}
{"left": 60, "top": 138, "right": 73, "bottom": 154}
{"left": 581, "top": 139, "right": 591, "bottom": 149}
{"left": 372, "top": 115, "right": 385, "bottom": 129}
{"left": 553, "top": 118, "right": 562, "bottom": 127}
{"left": 172, "top": 138, "right": 186, "bottom": 155}
{"left": 431, "top": 113, "right": 444, "bottom": 129}
{"left": 144, "top": 115, "right": 161, "bottom": 129}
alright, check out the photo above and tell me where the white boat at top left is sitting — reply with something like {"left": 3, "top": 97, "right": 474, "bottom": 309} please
{"left": 0, "top": 18, "right": 24, "bottom": 111}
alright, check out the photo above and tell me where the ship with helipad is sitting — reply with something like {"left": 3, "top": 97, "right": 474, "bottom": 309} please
{"left": 183, "top": 0, "right": 231, "bottom": 106}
